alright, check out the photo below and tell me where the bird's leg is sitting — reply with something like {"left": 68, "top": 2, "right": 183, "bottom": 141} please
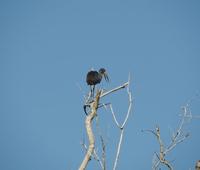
{"left": 92, "top": 85, "right": 95, "bottom": 98}
{"left": 89, "top": 85, "right": 93, "bottom": 99}
{"left": 89, "top": 85, "right": 95, "bottom": 99}
{"left": 89, "top": 86, "right": 92, "bottom": 99}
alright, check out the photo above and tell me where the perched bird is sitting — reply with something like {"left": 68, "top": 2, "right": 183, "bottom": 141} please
{"left": 86, "top": 68, "right": 109, "bottom": 97}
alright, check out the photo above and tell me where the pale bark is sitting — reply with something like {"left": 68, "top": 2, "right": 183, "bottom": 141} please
{"left": 79, "top": 76, "right": 132, "bottom": 170}
{"left": 79, "top": 91, "right": 101, "bottom": 170}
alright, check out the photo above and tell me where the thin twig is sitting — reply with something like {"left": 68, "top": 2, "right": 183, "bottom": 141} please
{"left": 146, "top": 102, "right": 194, "bottom": 170}
{"left": 100, "top": 136, "right": 106, "bottom": 170}
{"left": 154, "top": 127, "right": 173, "bottom": 170}
{"left": 109, "top": 104, "right": 121, "bottom": 128}
{"left": 122, "top": 78, "right": 132, "bottom": 128}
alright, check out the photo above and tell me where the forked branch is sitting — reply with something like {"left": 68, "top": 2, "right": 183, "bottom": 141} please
{"left": 109, "top": 76, "right": 132, "bottom": 170}
{"left": 79, "top": 76, "right": 132, "bottom": 170}
{"left": 143, "top": 102, "right": 194, "bottom": 170}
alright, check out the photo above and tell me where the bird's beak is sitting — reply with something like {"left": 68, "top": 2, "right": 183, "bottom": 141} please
{"left": 104, "top": 72, "right": 109, "bottom": 82}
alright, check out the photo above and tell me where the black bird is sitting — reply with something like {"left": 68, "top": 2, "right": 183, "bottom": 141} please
{"left": 86, "top": 68, "right": 109, "bottom": 97}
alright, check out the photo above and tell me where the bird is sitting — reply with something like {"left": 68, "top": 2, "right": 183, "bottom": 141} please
{"left": 86, "top": 68, "right": 109, "bottom": 98}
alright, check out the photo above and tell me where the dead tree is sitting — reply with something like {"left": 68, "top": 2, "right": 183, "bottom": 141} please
{"left": 79, "top": 75, "right": 132, "bottom": 170}
{"left": 143, "top": 100, "right": 199, "bottom": 170}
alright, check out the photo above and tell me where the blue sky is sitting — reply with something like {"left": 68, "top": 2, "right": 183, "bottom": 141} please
{"left": 0, "top": 0, "right": 200, "bottom": 169}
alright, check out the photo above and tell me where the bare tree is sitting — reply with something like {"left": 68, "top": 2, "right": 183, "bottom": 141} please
{"left": 143, "top": 100, "right": 199, "bottom": 170}
{"left": 78, "top": 72, "right": 199, "bottom": 170}
{"left": 79, "top": 75, "right": 132, "bottom": 170}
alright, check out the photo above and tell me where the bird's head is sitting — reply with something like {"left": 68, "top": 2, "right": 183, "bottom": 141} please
{"left": 99, "top": 68, "right": 109, "bottom": 82}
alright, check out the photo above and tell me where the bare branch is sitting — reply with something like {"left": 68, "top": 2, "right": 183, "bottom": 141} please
{"left": 109, "top": 104, "right": 121, "bottom": 128}
{"left": 79, "top": 90, "right": 101, "bottom": 170}
{"left": 80, "top": 75, "right": 132, "bottom": 170}
{"left": 148, "top": 126, "right": 173, "bottom": 170}
{"left": 80, "top": 141, "right": 104, "bottom": 169}
{"left": 165, "top": 133, "right": 189, "bottom": 154}
{"left": 100, "top": 82, "right": 129, "bottom": 98}
{"left": 100, "top": 136, "right": 106, "bottom": 170}
{"left": 113, "top": 128, "right": 124, "bottom": 170}
{"left": 164, "top": 105, "right": 192, "bottom": 156}
{"left": 122, "top": 78, "right": 132, "bottom": 128}
{"left": 95, "top": 115, "right": 106, "bottom": 170}
{"left": 142, "top": 129, "right": 157, "bottom": 137}
{"left": 148, "top": 100, "right": 197, "bottom": 170}
{"left": 112, "top": 76, "right": 132, "bottom": 170}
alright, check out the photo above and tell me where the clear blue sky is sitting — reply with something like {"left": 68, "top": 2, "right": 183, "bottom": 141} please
{"left": 0, "top": 0, "right": 200, "bottom": 169}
